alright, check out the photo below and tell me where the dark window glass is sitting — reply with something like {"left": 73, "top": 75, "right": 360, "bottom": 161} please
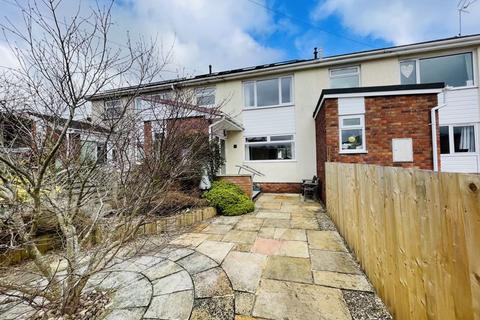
{"left": 340, "top": 129, "right": 363, "bottom": 150}
{"left": 256, "top": 79, "right": 279, "bottom": 106}
{"left": 245, "top": 137, "right": 267, "bottom": 143}
{"left": 439, "top": 126, "right": 450, "bottom": 154}
{"left": 97, "top": 144, "right": 107, "bottom": 164}
{"left": 249, "top": 143, "right": 292, "bottom": 160}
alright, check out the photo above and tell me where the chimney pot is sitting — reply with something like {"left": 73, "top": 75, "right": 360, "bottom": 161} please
{"left": 209, "top": 65, "right": 212, "bottom": 74}
{"left": 313, "top": 47, "right": 318, "bottom": 59}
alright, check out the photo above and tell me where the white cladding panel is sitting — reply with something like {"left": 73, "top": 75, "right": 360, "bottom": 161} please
{"left": 441, "top": 155, "right": 479, "bottom": 173}
{"left": 243, "top": 106, "right": 295, "bottom": 136}
{"left": 338, "top": 97, "right": 365, "bottom": 115}
{"left": 439, "top": 88, "right": 480, "bottom": 125}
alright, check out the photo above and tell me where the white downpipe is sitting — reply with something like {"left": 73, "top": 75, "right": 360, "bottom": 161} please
{"left": 431, "top": 90, "right": 447, "bottom": 172}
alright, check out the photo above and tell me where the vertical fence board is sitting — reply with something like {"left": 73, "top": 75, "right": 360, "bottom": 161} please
{"left": 325, "top": 162, "right": 480, "bottom": 320}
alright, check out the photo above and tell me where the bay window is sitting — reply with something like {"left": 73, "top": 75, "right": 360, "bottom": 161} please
{"left": 243, "top": 76, "right": 293, "bottom": 108}
{"left": 330, "top": 66, "right": 360, "bottom": 89}
{"left": 245, "top": 135, "right": 294, "bottom": 161}
{"left": 440, "top": 124, "right": 477, "bottom": 154}
{"left": 339, "top": 115, "right": 366, "bottom": 153}
{"left": 400, "top": 52, "right": 474, "bottom": 87}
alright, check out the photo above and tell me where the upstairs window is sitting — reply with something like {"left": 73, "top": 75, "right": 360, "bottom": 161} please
{"left": 243, "top": 76, "right": 293, "bottom": 108}
{"left": 330, "top": 66, "right": 360, "bottom": 89}
{"left": 400, "top": 52, "right": 474, "bottom": 87}
{"left": 104, "top": 99, "right": 122, "bottom": 119}
{"left": 245, "top": 134, "right": 294, "bottom": 161}
{"left": 196, "top": 87, "right": 215, "bottom": 106}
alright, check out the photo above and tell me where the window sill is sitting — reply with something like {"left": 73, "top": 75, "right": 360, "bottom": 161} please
{"left": 440, "top": 152, "right": 478, "bottom": 157}
{"left": 339, "top": 150, "right": 368, "bottom": 155}
{"left": 243, "top": 104, "right": 294, "bottom": 111}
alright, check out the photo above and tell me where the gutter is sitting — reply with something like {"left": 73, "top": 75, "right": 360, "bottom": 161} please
{"left": 431, "top": 93, "right": 447, "bottom": 172}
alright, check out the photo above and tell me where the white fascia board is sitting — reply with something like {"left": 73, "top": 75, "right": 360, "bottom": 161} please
{"left": 313, "top": 88, "right": 443, "bottom": 119}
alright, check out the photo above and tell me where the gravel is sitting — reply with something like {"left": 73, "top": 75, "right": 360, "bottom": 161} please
{"left": 315, "top": 207, "right": 337, "bottom": 231}
{"left": 342, "top": 290, "right": 392, "bottom": 320}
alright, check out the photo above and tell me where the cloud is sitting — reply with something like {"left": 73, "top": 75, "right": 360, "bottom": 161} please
{"left": 0, "top": 0, "right": 284, "bottom": 77}
{"left": 312, "top": 0, "right": 480, "bottom": 45}
{"left": 110, "top": 0, "right": 284, "bottom": 75}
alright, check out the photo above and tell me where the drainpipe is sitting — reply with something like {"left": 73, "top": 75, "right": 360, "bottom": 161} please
{"left": 431, "top": 90, "right": 447, "bottom": 172}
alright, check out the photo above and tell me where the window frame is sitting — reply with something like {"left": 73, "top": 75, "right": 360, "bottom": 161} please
{"left": 439, "top": 123, "right": 478, "bottom": 155}
{"left": 243, "top": 76, "right": 294, "bottom": 109}
{"left": 399, "top": 51, "right": 476, "bottom": 88}
{"left": 244, "top": 134, "right": 296, "bottom": 162}
{"left": 338, "top": 114, "right": 367, "bottom": 154}
{"left": 329, "top": 66, "right": 361, "bottom": 89}
{"left": 196, "top": 87, "right": 216, "bottom": 107}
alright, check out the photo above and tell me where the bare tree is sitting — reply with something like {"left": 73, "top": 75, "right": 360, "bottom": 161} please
{"left": 0, "top": 0, "right": 222, "bottom": 317}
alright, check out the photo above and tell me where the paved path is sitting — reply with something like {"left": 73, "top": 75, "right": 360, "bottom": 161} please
{"left": 101, "top": 193, "right": 382, "bottom": 320}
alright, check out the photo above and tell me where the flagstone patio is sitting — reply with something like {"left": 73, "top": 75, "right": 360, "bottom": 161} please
{"left": 98, "top": 193, "right": 390, "bottom": 320}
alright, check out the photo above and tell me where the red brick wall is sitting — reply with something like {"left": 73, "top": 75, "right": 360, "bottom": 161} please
{"left": 144, "top": 121, "right": 152, "bottom": 155}
{"left": 315, "top": 94, "right": 440, "bottom": 202}
{"left": 259, "top": 183, "right": 302, "bottom": 194}
{"left": 219, "top": 175, "right": 253, "bottom": 198}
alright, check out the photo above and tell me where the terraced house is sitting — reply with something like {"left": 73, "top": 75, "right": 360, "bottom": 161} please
{"left": 89, "top": 34, "right": 480, "bottom": 198}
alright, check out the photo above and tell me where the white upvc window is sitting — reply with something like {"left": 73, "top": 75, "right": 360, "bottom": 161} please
{"left": 400, "top": 52, "right": 475, "bottom": 88}
{"left": 196, "top": 87, "right": 216, "bottom": 106}
{"left": 104, "top": 99, "right": 122, "bottom": 119}
{"left": 329, "top": 66, "right": 360, "bottom": 89}
{"left": 339, "top": 115, "right": 366, "bottom": 153}
{"left": 245, "top": 134, "right": 295, "bottom": 161}
{"left": 243, "top": 76, "right": 293, "bottom": 108}
{"left": 440, "top": 124, "right": 478, "bottom": 155}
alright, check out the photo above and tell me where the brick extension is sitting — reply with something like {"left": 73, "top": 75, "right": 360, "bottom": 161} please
{"left": 315, "top": 94, "right": 440, "bottom": 202}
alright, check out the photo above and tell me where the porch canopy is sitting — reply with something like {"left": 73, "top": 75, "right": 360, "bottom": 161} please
{"left": 209, "top": 116, "right": 243, "bottom": 139}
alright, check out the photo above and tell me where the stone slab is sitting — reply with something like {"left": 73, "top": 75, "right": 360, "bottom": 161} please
{"left": 112, "top": 277, "right": 151, "bottom": 308}
{"left": 310, "top": 250, "right": 362, "bottom": 274}
{"left": 263, "top": 256, "right": 313, "bottom": 283}
{"left": 211, "top": 216, "right": 242, "bottom": 225}
{"left": 222, "top": 251, "right": 266, "bottom": 293}
{"left": 253, "top": 279, "right": 351, "bottom": 320}
{"left": 262, "top": 218, "right": 290, "bottom": 228}
{"left": 152, "top": 270, "right": 192, "bottom": 295}
{"left": 193, "top": 267, "right": 233, "bottom": 298}
{"left": 196, "top": 240, "right": 235, "bottom": 264}
{"left": 313, "top": 270, "right": 373, "bottom": 292}
{"left": 170, "top": 233, "right": 209, "bottom": 247}
{"left": 251, "top": 238, "right": 283, "bottom": 256}
{"left": 201, "top": 223, "right": 233, "bottom": 234}
{"left": 235, "top": 218, "right": 264, "bottom": 231}
{"left": 256, "top": 211, "right": 290, "bottom": 220}
{"left": 307, "top": 230, "right": 347, "bottom": 252}
{"left": 290, "top": 217, "right": 319, "bottom": 229}
{"left": 275, "top": 228, "right": 307, "bottom": 241}
{"left": 177, "top": 252, "right": 218, "bottom": 274}
{"left": 142, "top": 259, "right": 182, "bottom": 280}
{"left": 278, "top": 240, "right": 310, "bottom": 258}
{"left": 157, "top": 247, "right": 195, "bottom": 261}
{"left": 144, "top": 290, "right": 193, "bottom": 319}
{"left": 222, "top": 230, "right": 258, "bottom": 244}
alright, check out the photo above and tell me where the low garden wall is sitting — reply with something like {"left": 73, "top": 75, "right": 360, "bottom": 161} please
{"left": 217, "top": 175, "right": 253, "bottom": 198}
{"left": 1, "top": 207, "right": 216, "bottom": 266}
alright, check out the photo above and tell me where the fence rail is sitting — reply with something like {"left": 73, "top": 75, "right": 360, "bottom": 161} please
{"left": 325, "top": 162, "right": 480, "bottom": 320}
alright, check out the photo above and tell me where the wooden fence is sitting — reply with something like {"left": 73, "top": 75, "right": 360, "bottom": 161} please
{"left": 325, "top": 162, "right": 480, "bottom": 320}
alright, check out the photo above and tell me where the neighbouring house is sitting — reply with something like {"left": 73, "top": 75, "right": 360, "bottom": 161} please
{"left": 0, "top": 112, "right": 110, "bottom": 164}
{"left": 88, "top": 34, "right": 480, "bottom": 196}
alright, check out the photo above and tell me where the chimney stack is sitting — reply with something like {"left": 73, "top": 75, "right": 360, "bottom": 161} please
{"left": 209, "top": 65, "right": 212, "bottom": 74}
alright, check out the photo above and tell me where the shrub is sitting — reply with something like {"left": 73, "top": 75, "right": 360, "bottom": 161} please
{"left": 203, "top": 180, "right": 254, "bottom": 216}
